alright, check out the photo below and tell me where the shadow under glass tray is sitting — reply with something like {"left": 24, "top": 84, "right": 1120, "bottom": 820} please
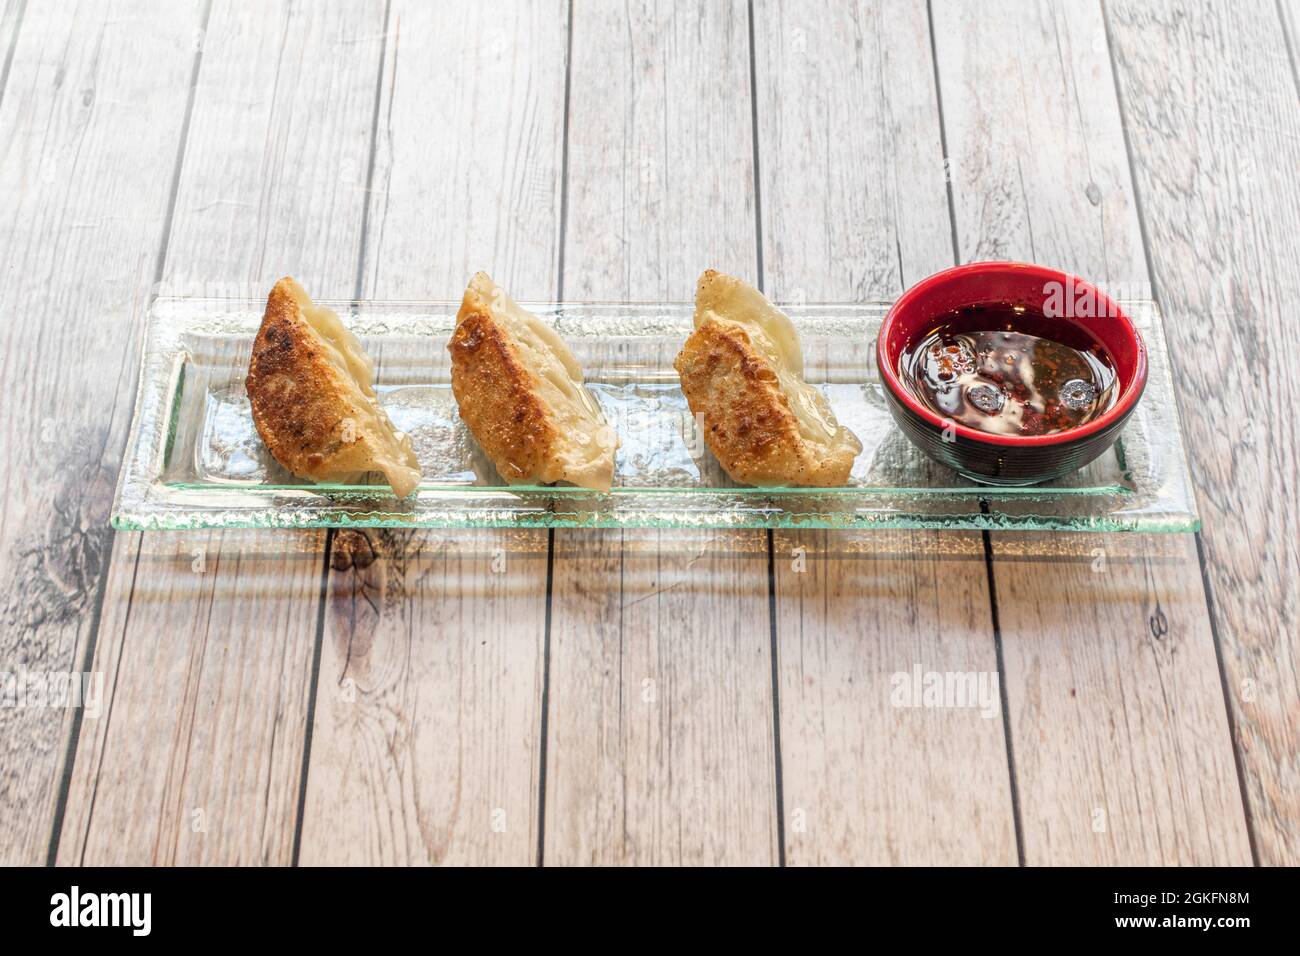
{"left": 111, "top": 297, "right": 1200, "bottom": 532}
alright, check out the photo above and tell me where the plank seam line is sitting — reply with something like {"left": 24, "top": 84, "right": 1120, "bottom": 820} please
{"left": 927, "top": 0, "right": 1024, "bottom": 865}
{"left": 44, "top": 0, "right": 213, "bottom": 866}
{"left": 749, "top": 0, "right": 784, "bottom": 866}
{"left": 1196, "top": 531, "right": 1261, "bottom": 865}
{"left": 982, "top": 520, "right": 1025, "bottom": 867}
{"left": 747, "top": 0, "right": 765, "bottom": 293}
{"left": 554, "top": 0, "right": 574, "bottom": 305}
{"left": 0, "top": 0, "right": 26, "bottom": 115}
{"left": 536, "top": 528, "right": 556, "bottom": 866}
{"left": 291, "top": 527, "right": 335, "bottom": 866}
{"left": 149, "top": 0, "right": 214, "bottom": 302}
{"left": 1101, "top": 0, "right": 1260, "bottom": 865}
{"left": 291, "top": 0, "right": 393, "bottom": 864}
{"left": 1278, "top": 0, "right": 1300, "bottom": 101}
{"left": 925, "top": 0, "right": 961, "bottom": 270}
{"left": 74, "top": 538, "right": 144, "bottom": 865}
{"left": 536, "top": 0, "right": 574, "bottom": 868}
{"left": 43, "top": 529, "right": 129, "bottom": 867}
{"left": 353, "top": 0, "right": 393, "bottom": 303}
{"left": 765, "top": 530, "right": 787, "bottom": 866}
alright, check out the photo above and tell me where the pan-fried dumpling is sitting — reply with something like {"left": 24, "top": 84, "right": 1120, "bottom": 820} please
{"left": 447, "top": 272, "right": 618, "bottom": 491}
{"left": 246, "top": 277, "right": 421, "bottom": 497}
{"left": 674, "top": 269, "right": 861, "bottom": 487}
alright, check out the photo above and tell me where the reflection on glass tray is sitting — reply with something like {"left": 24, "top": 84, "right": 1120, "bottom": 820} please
{"left": 111, "top": 298, "right": 1199, "bottom": 532}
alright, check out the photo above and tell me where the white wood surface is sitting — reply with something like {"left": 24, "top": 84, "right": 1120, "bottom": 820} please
{"left": 754, "top": 0, "right": 1016, "bottom": 865}
{"left": 0, "top": 0, "right": 1293, "bottom": 866}
{"left": 933, "top": 0, "right": 1251, "bottom": 865}
{"left": 56, "top": 0, "right": 387, "bottom": 865}
{"left": 542, "top": 0, "right": 779, "bottom": 867}
{"left": 0, "top": 0, "right": 207, "bottom": 866}
{"left": 296, "top": 0, "right": 567, "bottom": 865}
{"left": 1282, "top": 0, "right": 1300, "bottom": 57}
{"left": 1107, "top": 0, "right": 1300, "bottom": 865}
{"left": 0, "top": 0, "right": 22, "bottom": 80}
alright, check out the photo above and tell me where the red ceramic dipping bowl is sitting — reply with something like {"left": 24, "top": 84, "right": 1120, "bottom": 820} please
{"left": 877, "top": 262, "right": 1148, "bottom": 486}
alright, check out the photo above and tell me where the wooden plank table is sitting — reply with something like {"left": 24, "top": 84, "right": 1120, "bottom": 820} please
{"left": 0, "top": 0, "right": 1294, "bottom": 866}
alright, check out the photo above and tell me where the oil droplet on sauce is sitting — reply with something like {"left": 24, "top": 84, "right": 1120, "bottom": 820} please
{"left": 899, "top": 304, "right": 1118, "bottom": 437}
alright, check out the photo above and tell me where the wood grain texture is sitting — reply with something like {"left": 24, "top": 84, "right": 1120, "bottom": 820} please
{"left": 1282, "top": 0, "right": 1300, "bottom": 66}
{"left": 55, "top": 0, "right": 388, "bottom": 865}
{"left": 933, "top": 0, "right": 1250, "bottom": 864}
{"left": 754, "top": 0, "right": 1016, "bottom": 865}
{"left": 1107, "top": 0, "right": 1300, "bottom": 864}
{"left": 0, "top": 0, "right": 207, "bottom": 866}
{"left": 3, "top": 0, "right": 1290, "bottom": 869}
{"left": 296, "top": 0, "right": 567, "bottom": 865}
{"left": 541, "top": 0, "right": 779, "bottom": 866}
{"left": 0, "top": 0, "right": 22, "bottom": 97}
{"left": 59, "top": 534, "right": 329, "bottom": 865}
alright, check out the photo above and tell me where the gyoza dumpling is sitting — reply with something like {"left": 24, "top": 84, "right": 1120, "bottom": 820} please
{"left": 448, "top": 272, "right": 618, "bottom": 491}
{"left": 674, "top": 270, "right": 861, "bottom": 487}
{"left": 246, "top": 277, "right": 421, "bottom": 497}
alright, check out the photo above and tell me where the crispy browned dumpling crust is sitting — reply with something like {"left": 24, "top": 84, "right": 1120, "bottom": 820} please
{"left": 448, "top": 275, "right": 617, "bottom": 489}
{"left": 675, "top": 320, "right": 855, "bottom": 487}
{"left": 447, "top": 309, "right": 564, "bottom": 484}
{"left": 246, "top": 278, "right": 418, "bottom": 495}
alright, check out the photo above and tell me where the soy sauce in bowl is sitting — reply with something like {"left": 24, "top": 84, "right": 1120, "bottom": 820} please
{"left": 898, "top": 303, "right": 1118, "bottom": 438}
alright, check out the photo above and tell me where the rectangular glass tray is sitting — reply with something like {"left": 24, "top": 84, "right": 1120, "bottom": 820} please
{"left": 111, "top": 297, "right": 1200, "bottom": 532}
